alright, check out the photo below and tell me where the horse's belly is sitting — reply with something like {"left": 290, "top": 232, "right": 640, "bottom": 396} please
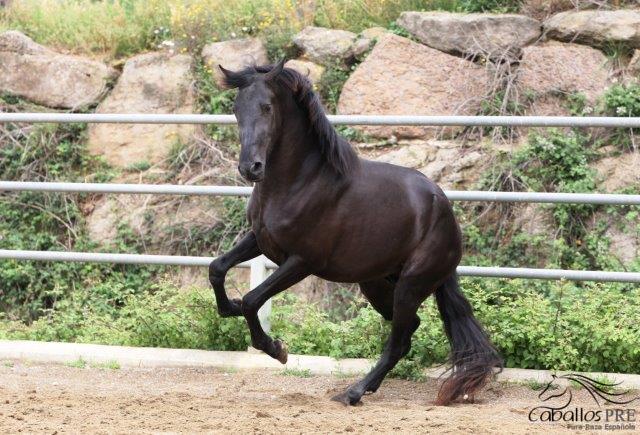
{"left": 254, "top": 208, "right": 415, "bottom": 282}
{"left": 312, "top": 248, "right": 405, "bottom": 283}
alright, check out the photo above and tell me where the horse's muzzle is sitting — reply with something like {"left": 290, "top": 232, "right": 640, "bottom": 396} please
{"left": 238, "top": 161, "right": 264, "bottom": 182}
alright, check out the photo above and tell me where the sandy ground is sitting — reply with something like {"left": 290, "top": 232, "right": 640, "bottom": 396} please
{"left": 0, "top": 362, "right": 638, "bottom": 434}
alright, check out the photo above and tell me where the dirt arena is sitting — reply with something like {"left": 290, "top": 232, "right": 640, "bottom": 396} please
{"left": 0, "top": 362, "right": 637, "bottom": 434}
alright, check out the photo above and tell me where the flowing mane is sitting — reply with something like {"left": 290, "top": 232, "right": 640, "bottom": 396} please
{"left": 222, "top": 63, "right": 359, "bottom": 177}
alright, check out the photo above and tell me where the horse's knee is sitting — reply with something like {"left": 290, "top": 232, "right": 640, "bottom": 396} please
{"left": 241, "top": 291, "right": 259, "bottom": 316}
{"left": 208, "top": 259, "right": 226, "bottom": 284}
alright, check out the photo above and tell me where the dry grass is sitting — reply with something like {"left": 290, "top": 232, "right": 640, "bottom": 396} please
{"left": 0, "top": 0, "right": 481, "bottom": 59}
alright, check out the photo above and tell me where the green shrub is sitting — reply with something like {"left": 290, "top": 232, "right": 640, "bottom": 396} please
{"left": 2, "top": 279, "right": 638, "bottom": 375}
{"left": 316, "top": 63, "right": 352, "bottom": 113}
{"left": 602, "top": 83, "right": 640, "bottom": 150}
{"left": 473, "top": 129, "right": 610, "bottom": 270}
{"left": 459, "top": 0, "right": 521, "bottom": 12}
{"left": 0, "top": 119, "right": 159, "bottom": 321}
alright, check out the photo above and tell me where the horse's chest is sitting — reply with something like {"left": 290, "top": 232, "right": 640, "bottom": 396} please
{"left": 250, "top": 200, "right": 300, "bottom": 263}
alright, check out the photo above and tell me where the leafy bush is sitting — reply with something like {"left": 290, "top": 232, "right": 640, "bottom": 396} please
{"left": 0, "top": 120, "right": 160, "bottom": 321}
{"left": 2, "top": 279, "right": 638, "bottom": 374}
{"left": 473, "top": 129, "right": 610, "bottom": 270}
{"left": 511, "top": 130, "right": 596, "bottom": 190}
{"left": 602, "top": 83, "right": 640, "bottom": 150}
{"left": 317, "top": 64, "right": 352, "bottom": 113}
{"left": 459, "top": 0, "right": 521, "bottom": 12}
{"left": 0, "top": 283, "right": 250, "bottom": 350}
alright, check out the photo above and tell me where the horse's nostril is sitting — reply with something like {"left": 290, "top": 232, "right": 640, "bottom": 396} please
{"left": 251, "top": 162, "right": 263, "bottom": 173}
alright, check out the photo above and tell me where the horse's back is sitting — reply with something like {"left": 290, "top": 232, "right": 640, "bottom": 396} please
{"left": 355, "top": 159, "right": 448, "bottom": 210}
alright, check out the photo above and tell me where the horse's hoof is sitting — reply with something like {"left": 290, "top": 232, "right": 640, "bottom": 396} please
{"left": 274, "top": 339, "right": 288, "bottom": 364}
{"left": 218, "top": 298, "right": 242, "bottom": 318}
{"left": 331, "top": 390, "right": 362, "bottom": 406}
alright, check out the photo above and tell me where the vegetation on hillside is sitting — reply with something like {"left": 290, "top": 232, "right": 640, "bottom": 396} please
{"left": 0, "top": 0, "right": 639, "bottom": 378}
{"left": 0, "top": 0, "right": 522, "bottom": 58}
{"left": 2, "top": 279, "right": 639, "bottom": 378}
{"left": 1, "top": 98, "right": 638, "bottom": 374}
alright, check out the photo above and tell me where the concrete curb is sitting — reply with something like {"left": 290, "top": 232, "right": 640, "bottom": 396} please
{"left": 0, "top": 340, "right": 373, "bottom": 375}
{"left": 1, "top": 340, "right": 639, "bottom": 390}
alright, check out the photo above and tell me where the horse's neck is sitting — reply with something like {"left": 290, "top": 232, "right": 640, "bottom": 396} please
{"left": 261, "top": 106, "right": 324, "bottom": 194}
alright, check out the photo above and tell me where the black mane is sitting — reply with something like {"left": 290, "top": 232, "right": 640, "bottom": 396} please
{"left": 222, "top": 63, "right": 359, "bottom": 177}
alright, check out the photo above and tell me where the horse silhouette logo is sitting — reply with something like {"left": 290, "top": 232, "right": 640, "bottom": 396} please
{"left": 539, "top": 373, "right": 638, "bottom": 407}
{"left": 529, "top": 373, "right": 638, "bottom": 424}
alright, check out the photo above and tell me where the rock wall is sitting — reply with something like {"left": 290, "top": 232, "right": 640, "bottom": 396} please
{"left": 3, "top": 6, "right": 640, "bottom": 266}
{"left": 4, "top": 9, "right": 639, "bottom": 166}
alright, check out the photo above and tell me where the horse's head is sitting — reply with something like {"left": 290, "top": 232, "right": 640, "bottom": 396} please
{"left": 218, "top": 60, "right": 286, "bottom": 183}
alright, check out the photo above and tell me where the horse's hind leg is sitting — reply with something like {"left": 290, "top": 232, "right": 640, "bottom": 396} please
{"left": 359, "top": 279, "right": 395, "bottom": 321}
{"left": 332, "top": 275, "right": 432, "bottom": 405}
{"left": 358, "top": 278, "right": 420, "bottom": 394}
{"left": 209, "top": 231, "right": 261, "bottom": 317}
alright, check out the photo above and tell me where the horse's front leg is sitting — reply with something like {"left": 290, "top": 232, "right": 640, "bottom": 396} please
{"left": 241, "top": 255, "right": 309, "bottom": 363}
{"left": 209, "top": 231, "right": 261, "bottom": 317}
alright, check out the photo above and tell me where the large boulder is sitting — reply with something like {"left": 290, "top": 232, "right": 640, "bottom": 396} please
{"left": 202, "top": 38, "right": 268, "bottom": 85}
{"left": 284, "top": 59, "right": 325, "bottom": 84}
{"left": 544, "top": 10, "right": 640, "bottom": 48}
{"left": 397, "top": 12, "right": 541, "bottom": 58}
{"left": 374, "top": 140, "right": 491, "bottom": 189}
{"left": 0, "top": 31, "right": 116, "bottom": 109}
{"left": 518, "top": 41, "right": 610, "bottom": 103}
{"left": 293, "top": 26, "right": 369, "bottom": 66}
{"left": 88, "top": 52, "right": 195, "bottom": 167}
{"left": 338, "top": 34, "right": 487, "bottom": 139}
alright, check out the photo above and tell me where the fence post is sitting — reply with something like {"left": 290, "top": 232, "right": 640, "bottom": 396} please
{"left": 250, "top": 256, "right": 272, "bottom": 333}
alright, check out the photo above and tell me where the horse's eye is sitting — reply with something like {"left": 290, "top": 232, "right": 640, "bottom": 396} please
{"left": 260, "top": 103, "right": 271, "bottom": 114}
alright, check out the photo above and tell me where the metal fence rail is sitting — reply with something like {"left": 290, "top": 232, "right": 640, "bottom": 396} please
{"left": 2, "top": 181, "right": 640, "bottom": 205}
{"left": 1, "top": 113, "right": 639, "bottom": 286}
{"left": 1, "top": 250, "right": 638, "bottom": 283}
{"left": 3, "top": 113, "right": 640, "bottom": 127}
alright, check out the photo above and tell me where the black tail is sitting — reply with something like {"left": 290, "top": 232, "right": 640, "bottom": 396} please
{"left": 434, "top": 274, "right": 503, "bottom": 405}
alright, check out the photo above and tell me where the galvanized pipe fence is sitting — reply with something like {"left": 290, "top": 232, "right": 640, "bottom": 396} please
{"left": 5, "top": 112, "right": 640, "bottom": 128}
{"left": 2, "top": 181, "right": 640, "bottom": 205}
{"left": 1, "top": 114, "right": 640, "bottom": 330}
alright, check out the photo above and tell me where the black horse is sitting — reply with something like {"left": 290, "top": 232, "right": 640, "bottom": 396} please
{"left": 209, "top": 60, "right": 502, "bottom": 406}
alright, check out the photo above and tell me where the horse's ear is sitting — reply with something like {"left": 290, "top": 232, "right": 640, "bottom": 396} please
{"left": 218, "top": 65, "right": 246, "bottom": 88}
{"left": 264, "top": 58, "right": 286, "bottom": 82}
